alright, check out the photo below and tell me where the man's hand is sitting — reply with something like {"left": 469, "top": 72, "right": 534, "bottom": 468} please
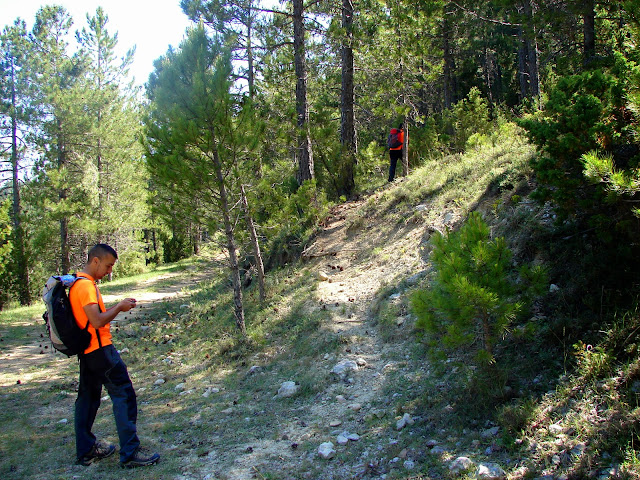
{"left": 118, "top": 298, "right": 137, "bottom": 312}
{"left": 84, "top": 298, "right": 138, "bottom": 328}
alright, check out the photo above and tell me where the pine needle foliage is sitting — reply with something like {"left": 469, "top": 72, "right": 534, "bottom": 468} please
{"left": 411, "top": 212, "right": 546, "bottom": 370}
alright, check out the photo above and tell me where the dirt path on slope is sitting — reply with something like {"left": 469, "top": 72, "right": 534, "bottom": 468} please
{"left": 209, "top": 188, "right": 437, "bottom": 479}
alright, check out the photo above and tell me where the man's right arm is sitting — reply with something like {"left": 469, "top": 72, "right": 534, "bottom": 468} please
{"left": 83, "top": 299, "right": 136, "bottom": 329}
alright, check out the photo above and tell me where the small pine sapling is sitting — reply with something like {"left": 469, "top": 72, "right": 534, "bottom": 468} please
{"left": 411, "top": 212, "right": 546, "bottom": 370}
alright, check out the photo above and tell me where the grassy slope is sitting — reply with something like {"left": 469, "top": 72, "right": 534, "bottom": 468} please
{"left": 1, "top": 123, "right": 639, "bottom": 479}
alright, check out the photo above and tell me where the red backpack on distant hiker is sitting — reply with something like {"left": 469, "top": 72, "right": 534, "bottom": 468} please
{"left": 387, "top": 128, "right": 403, "bottom": 149}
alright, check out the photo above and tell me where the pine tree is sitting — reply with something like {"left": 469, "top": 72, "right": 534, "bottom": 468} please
{"left": 0, "top": 20, "right": 32, "bottom": 304}
{"left": 411, "top": 212, "right": 545, "bottom": 368}
{"left": 144, "top": 26, "right": 264, "bottom": 334}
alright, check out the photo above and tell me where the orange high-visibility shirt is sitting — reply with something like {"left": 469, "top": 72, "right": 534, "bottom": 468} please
{"left": 69, "top": 273, "right": 112, "bottom": 354}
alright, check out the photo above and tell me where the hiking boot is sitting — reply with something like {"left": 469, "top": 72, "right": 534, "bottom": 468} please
{"left": 76, "top": 440, "right": 116, "bottom": 466}
{"left": 120, "top": 447, "right": 160, "bottom": 468}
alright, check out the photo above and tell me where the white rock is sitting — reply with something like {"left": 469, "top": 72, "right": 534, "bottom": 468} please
{"left": 449, "top": 456, "right": 474, "bottom": 474}
{"left": 477, "top": 463, "right": 506, "bottom": 479}
{"left": 175, "top": 383, "right": 186, "bottom": 391}
{"left": 180, "top": 304, "right": 190, "bottom": 309}
{"left": 337, "top": 434, "right": 349, "bottom": 445}
{"left": 221, "top": 408, "right": 233, "bottom": 415}
{"left": 396, "top": 413, "right": 414, "bottom": 431}
{"left": 348, "top": 403, "right": 362, "bottom": 412}
{"left": 347, "top": 433, "right": 360, "bottom": 441}
{"left": 355, "top": 358, "right": 367, "bottom": 367}
{"left": 549, "top": 284, "right": 560, "bottom": 293}
{"left": 331, "top": 360, "right": 359, "bottom": 379}
{"left": 336, "top": 395, "right": 347, "bottom": 403}
{"left": 548, "top": 424, "right": 564, "bottom": 434}
{"left": 318, "top": 272, "right": 330, "bottom": 281}
{"left": 404, "top": 460, "right": 415, "bottom": 470}
{"left": 318, "top": 442, "right": 336, "bottom": 459}
{"left": 58, "top": 418, "right": 68, "bottom": 424}
{"left": 119, "top": 347, "right": 130, "bottom": 354}
{"left": 154, "top": 378, "right": 166, "bottom": 386}
{"left": 277, "top": 381, "right": 299, "bottom": 398}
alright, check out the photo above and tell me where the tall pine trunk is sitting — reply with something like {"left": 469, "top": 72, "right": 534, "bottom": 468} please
{"left": 293, "top": 0, "right": 314, "bottom": 184}
{"left": 9, "top": 58, "right": 31, "bottom": 305}
{"left": 339, "top": 0, "right": 356, "bottom": 197}
{"left": 583, "top": 0, "right": 596, "bottom": 66}
{"left": 240, "top": 184, "right": 266, "bottom": 302}
{"left": 57, "top": 118, "right": 70, "bottom": 274}
{"left": 213, "top": 145, "right": 246, "bottom": 335}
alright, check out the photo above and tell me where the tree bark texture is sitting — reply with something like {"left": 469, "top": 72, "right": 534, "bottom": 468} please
{"left": 9, "top": 58, "right": 31, "bottom": 304}
{"left": 212, "top": 143, "right": 246, "bottom": 335}
{"left": 240, "top": 184, "right": 266, "bottom": 302}
{"left": 293, "top": 0, "right": 314, "bottom": 184}
{"left": 339, "top": 0, "right": 356, "bottom": 197}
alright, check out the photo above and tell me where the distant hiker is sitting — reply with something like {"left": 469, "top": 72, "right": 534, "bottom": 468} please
{"left": 70, "top": 243, "right": 160, "bottom": 468}
{"left": 387, "top": 123, "right": 404, "bottom": 182}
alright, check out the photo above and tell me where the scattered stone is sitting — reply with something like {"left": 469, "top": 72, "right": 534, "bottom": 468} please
{"left": 318, "top": 442, "right": 336, "bottom": 459}
{"left": 430, "top": 445, "right": 446, "bottom": 455}
{"left": 396, "top": 413, "right": 414, "bottom": 431}
{"left": 336, "top": 395, "right": 347, "bottom": 403}
{"left": 154, "top": 378, "right": 166, "bottom": 386}
{"left": 347, "top": 433, "right": 360, "bottom": 441}
{"left": 481, "top": 426, "right": 500, "bottom": 437}
{"left": 355, "top": 358, "right": 367, "bottom": 367}
{"left": 175, "top": 383, "right": 186, "bottom": 392}
{"left": 221, "top": 408, "right": 233, "bottom": 415}
{"left": 449, "top": 456, "right": 475, "bottom": 474}
{"left": 180, "top": 304, "right": 190, "bottom": 309}
{"left": 549, "top": 284, "right": 560, "bottom": 293}
{"left": 348, "top": 403, "right": 362, "bottom": 412}
{"left": 276, "top": 381, "right": 299, "bottom": 398}
{"left": 571, "top": 443, "right": 587, "bottom": 457}
{"left": 477, "top": 463, "right": 506, "bottom": 480}
{"left": 329, "top": 420, "right": 342, "bottom": 428}
{"left": 403, "top": 460, "right": 415, "bottom": 470}
{"left": 331, "top": 360, "right": 359, "bottom": 380}
{"left": 58, "top": 418, "right": 68, "bottom": 424}
{"left": 548, "top": 424, "right": 564, "bottom": 434}
{"left": 119, "top": 347, "right": 130, "bottom": 354}
{"left": 337, "top": 434, "right": 349, "bottom": 445}
{"left": 396, "top": 317, "right": 405, "bottom": 326}
{"left": 318, "top": 272, "right": 330, "bottom": 281}
{"left": 202, "top": 387, "right": 220, "bottom": 398}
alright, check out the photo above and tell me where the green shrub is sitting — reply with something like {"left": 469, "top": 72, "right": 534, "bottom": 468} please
{"left": 112, "top": 250, "right": 148, "bottom": 278}
{"left": 411, "top": 212, "right": 546, "bottom": 369}
{"left": 519, "top": 68, "right": 630, "bottom": 218}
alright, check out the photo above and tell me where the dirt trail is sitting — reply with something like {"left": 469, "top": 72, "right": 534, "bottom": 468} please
{"left": 0, "top": 265, "right": 217, "bottom": 388}
{"left": 210, "top": 190, "right": 432, "bottom": 479}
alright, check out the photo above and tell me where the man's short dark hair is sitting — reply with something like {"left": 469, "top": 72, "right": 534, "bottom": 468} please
{"left": 88, "top": 244, "right": 118, "bottom": 262}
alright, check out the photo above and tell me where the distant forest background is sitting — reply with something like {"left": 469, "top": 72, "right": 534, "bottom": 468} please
{"left": 1, "top": 0, "right": 639, "bottom": 323}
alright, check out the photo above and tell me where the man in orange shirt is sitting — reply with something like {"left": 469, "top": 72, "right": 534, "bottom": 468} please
{"left": 70, "top": 243, "right": 159, "bottom": 468}
{"left": 388, "top": 123, "right": 404, "bottom": 182}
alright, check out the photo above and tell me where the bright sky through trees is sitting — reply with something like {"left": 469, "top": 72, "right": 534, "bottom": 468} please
{"left": 0, "top": 0, "right": 192, "bottom": 86}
